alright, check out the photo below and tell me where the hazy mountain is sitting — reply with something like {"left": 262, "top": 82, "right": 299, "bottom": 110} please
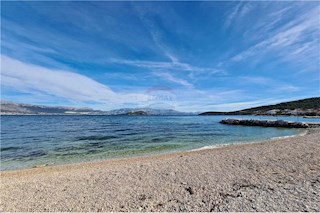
{"left": 0, "top": 101, "right": 195, "bottom": 115}
{"left": 104, "top": 107, "right": 195, "bottom": 115}
{"left": 0, "top": 101, "right": 104, "bottom": 115}
{"left": 3, "top": 98, "right": 318, "bottom": 116}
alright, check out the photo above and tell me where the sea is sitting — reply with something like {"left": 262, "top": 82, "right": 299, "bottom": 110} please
{"left": 1, "top": 115, "right": 319, "bottom": 170}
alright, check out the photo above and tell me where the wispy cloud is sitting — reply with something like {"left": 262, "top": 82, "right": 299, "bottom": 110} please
{"left": 1, "top": 55, "right": 152, "bottom": 108}
{"left": 110, "top": 58, "right": 222, "bottom": 74}
{"left": 194, "top": 97, "right": 300, "bottom": 112}
{"left": 133, "top": 3, "right": 178, "bottom": 63}
{"left": 131, "top": 3, "right": 224, "bottom": 77}
{"left": 239, "top": 76, "right": 300, "bottom": 93}
{"left": 224, "top": 3, "right": 242, "bottom": 30}
{"left": 224, "top": 2, "right": 252, "bottom": 31}
{"left": 276, "top": 85, "right": 300, "bottom": 93}
{"left": 153, "top": 72, "right": 193, "bottom": 88}
{"left": 239, "top": 76, "right": 271, "bottom": 85}
{"left": 207, "top": 100, "right": 275, "bottom": 112}
{"left": 242, "top": 4, "right": 293, "bottom": 42}
{"left": 230, "top": 5, "right": 320, "bottom": 69}
{"left": 1, "top": 2, "right": 318, "bottom": 112}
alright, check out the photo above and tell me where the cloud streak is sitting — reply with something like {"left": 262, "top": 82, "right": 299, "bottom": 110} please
{"left": 1, "top": 55, "right": 151, "bottom": 108}
{"left": 224, "top": 2, "right": 253, "bottom": 31}
{"left": 153, "top": 72, "right": 193, "bottom": 88}
{"left": 131, "top": 3, "right": 224, "bottom": 77}
{"left": 110, "top": 58, "right": 222, "bottom": 74}
{"left": 239, "top": 76, "right": 300, "bottom": 93}
{"left": 230, "top": 5, "right": 320, "bottom": 69}
{"left": 1, "top": 2, "right": 318, "bottom": 112}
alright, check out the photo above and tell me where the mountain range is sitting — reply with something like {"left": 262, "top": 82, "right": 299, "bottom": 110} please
{"left": 1, "top": 97, "right": 319, "bottom": 116}
{"left": 0, "top": 101, "right": 194, "bottom": 115}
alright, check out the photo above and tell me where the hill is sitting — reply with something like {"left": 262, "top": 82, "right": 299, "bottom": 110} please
{"left": 200, "top": 97, "right": 320, "bottom": 116}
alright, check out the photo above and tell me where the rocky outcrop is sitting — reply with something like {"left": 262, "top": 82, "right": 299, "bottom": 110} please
{"left": 219, "top": 119, "right": 313, "bottom": 128}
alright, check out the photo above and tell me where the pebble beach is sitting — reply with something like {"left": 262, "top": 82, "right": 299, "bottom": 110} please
{"left": 1, "top": 128, "right": 319, "bottom": 212}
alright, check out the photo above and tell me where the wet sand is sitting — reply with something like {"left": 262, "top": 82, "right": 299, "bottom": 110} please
{"left": 1, "top": 129, "right": 320, "bottom": 211}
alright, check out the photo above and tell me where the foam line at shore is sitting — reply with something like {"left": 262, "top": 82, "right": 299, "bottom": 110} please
{"left": 270, "top": 130, "right": 307, "bottom": 140}
{"left": 192, "top": 130, "right": 308, "bottom": 152}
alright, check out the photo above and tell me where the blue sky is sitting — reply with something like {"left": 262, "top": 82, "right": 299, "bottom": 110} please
{"left": 1, "top": 1, "right": 319, "bottom": 112}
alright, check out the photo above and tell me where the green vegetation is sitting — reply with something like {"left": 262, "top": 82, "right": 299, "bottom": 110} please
{"left": 200, "top": 97, "right": 320, "bottom": 116}
{"left": 238, "top": 97, "right": 320, "bottom": 111}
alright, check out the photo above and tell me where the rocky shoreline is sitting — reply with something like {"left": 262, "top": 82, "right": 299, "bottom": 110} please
{"left": 1, "top": 129, "right": 320, "bottom": 211}
{"left": 220, "top": 118, "right": 320, "bottom": 128}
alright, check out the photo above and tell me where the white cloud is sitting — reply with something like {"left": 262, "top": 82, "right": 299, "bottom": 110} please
{"left": 153, "top": 72, "right": 193, "bottom": 88}
{"left": 0, "top": 56, "right": 307, "bottom": 112}
{"left": 224, "top": 3, "right": 242, "bottom": 30}
{"left": 170, "top": 88, "right": 245, "bottom": 112}
{"left": 194, "top": 98, "right": 294, "bottom": 112}
{"left": 240, "top": 76, "right": 271, "bottom": 85}
{"left": 1, "top": 55, "right": 151, "bottom": 108}
{"left": 130, "top": 4, "right": 223, "bottom": 76}
{"left": 0, "top": 56, "right": 232, "bottom": 111}
{"left": 230, "top": 6, "right": 320, "bottom": 64}
{"left": 243, "top": 5, "right": 293, "bottom": 42}
{"left": 224, "top": 2, "right": 253, "bottom": 31}
{"left": 208, "top": 100, "right": 271, "bottom": 111}
{"left": 276, "top": 85, "right": 300, "bottom": 93}
{"left": 239, "top": 76, "right": 300, "bottom": 92}
{"left": 1, "top": 55, "right": 114, "bottom": 100}
{"left": 110, "top": 58, "right": 222, "bottom": 74}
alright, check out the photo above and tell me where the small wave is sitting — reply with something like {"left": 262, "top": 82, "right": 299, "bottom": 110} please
{"left": 76, "top": 135, "right": 117, "bottom": 141}
{"left": 54, "top": 146, "right": 80, "bottom": 152}
{"left": 150, "top": 137, "right": 168, "bottom": 142}
{"left": 114, "top": 128, "right": 132, "bottom": 132}
{"left": 119, "top": 132, "right": 139, "bottom": 136}
{"left": 193, "top": 130, "right": 308, "bottom": 152}
{"left": 26, "top": 150, "right": 47, "bottom": 157}
{"left": 0, "top": 146, "right": 21, "bottom": 152}
{"left": 270, "top": 135, "right": 295, "bottom": 140}
{"left": 191, "top": 144, "right": 229, "bottom": 151}
{"left": 270, "top": 130, "right": 307, "bottom": 140}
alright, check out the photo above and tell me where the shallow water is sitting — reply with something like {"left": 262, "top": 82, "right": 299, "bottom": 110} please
{"left": 1, "top": 115, "right": 314, "bottom": 170}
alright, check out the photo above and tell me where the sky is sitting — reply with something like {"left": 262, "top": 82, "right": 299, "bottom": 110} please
{"left": 1, "top": 1, "right": 319, "bottom": 112}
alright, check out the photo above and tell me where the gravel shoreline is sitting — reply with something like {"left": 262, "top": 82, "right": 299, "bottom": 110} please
{"left": 1, "top": 128, "right": 320, "bottom": 211}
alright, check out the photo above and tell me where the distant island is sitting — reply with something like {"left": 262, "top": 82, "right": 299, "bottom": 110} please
{"left": 199, "top": 97, "right": 320, "bottom": 116}
{"left": 1, "top": 97, "right": 319, "bottom": 116}
{"left": 122, "top": 111, "right": 149, "bottom": 115}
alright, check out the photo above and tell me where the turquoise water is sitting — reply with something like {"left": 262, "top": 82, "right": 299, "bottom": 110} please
{"left": 1, "top": 115, "right": 314, "bottom": 170}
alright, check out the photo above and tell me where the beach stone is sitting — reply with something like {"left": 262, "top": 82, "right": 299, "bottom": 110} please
{"left": 1, "top": 128, "right": 320, "bottom": 212}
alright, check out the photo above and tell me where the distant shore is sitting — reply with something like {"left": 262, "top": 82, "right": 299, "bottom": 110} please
{"left": 1, "top": 128, "right": 319, "bottom": 211}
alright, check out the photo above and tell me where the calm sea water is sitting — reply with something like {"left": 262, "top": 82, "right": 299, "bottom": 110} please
{"left": 1, "top": 115, "right": 316, "bottom": 170}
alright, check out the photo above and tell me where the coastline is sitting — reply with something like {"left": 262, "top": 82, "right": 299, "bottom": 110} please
{"left": 1, "top": 126, "right": 306, "bottom": 172}
{"left": 191, "top": 129, "right": 308, "bottom": 152}
{"left": 1, "top": 127, "right": 306, "bottom": 173}
{"left": 1, "top": 128, "right": 319, "bottom": 211}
